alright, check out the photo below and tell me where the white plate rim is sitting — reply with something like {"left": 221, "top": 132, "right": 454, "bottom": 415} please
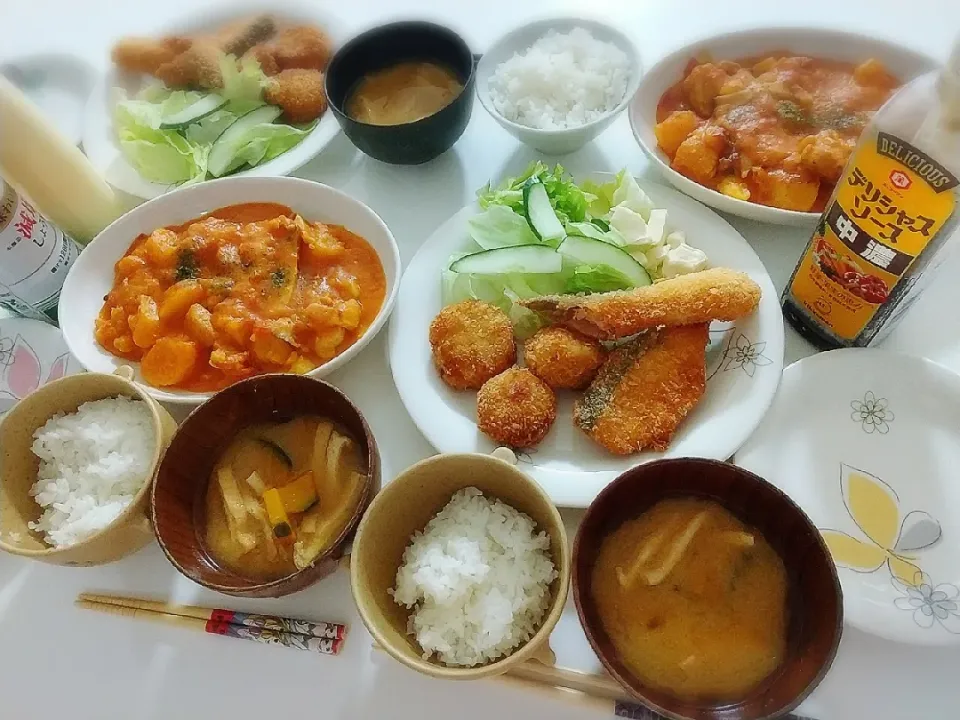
{"left": 389, "top": 175, "right": 784, "bottom": 507}
{"left": 81, "top": 5, "right": 347, "bottom": 201}
{"left": 735, "top": 347, "right": 960, "bottom": 646}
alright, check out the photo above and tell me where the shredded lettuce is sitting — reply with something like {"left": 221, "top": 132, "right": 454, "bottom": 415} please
{"left": 446, "top": 165, "right": 710, "bottom": 334}
{"left": 468, "top": 206, "right": 539, "bottom": 249}
{"left": 565, "top": 265, "right": 634, "bottom": 294}
{"left": 477, "top": 161, "right": 590, "bottom": 225}
{"left": 113, "top": 53, "right": 310, "bottom": 185}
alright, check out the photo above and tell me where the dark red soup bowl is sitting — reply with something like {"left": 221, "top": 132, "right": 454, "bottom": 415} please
{"left": 572, "top": 458, "right": 842, "bottom": 720}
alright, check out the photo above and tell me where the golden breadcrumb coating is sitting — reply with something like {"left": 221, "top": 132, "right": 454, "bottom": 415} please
{"left": 523, "top": 268, "right": 761, "bottom": 340}
{"left": 264, "top": 69, "right": 328, "bottom": 123}
{"left": 575, "top": 324, "right": 709, "bottom": 454}
{"left": 477, "top": 367, "right": 557, "bottom": 448}
{"left": 524, "top": 327, "right": 606, "bottom": 390}
{"left": 429, "top": 300, "right": 516, "bottom": 390}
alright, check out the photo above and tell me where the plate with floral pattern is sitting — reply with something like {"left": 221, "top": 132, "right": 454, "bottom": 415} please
{"left": 390, "top": 180, "right": 784, "bottom": 508}
{"left": 737, "top": 348, "right": 960, "bottom": 646}
{"left": 0, "top": 317, "right": 78, "bottom": 417}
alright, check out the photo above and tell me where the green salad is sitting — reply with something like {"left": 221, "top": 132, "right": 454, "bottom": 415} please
{"left": 114, "top": 55, "right": 315, "bottom": 185}
{"left": 442, "top": 163, "right": 710, "bottom": 337}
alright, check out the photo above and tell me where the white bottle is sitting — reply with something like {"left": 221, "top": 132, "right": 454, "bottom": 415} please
{"left": 0, "top": 74, "right": 120, "bottom": 244}
{"left": 0, "top": 177, "right": 81, "bottom": 323}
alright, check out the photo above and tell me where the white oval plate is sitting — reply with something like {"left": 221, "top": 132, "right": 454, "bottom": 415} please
{"left": 0, "top": 317, "right": 78, "bottom": 417}
{"left": 59, "top": 176, "right": 400, "bottom": 405}
{"left": 736, "top": 349, "right": 960, "bottom": 646}
{"left": 389, "top": 178, "right": 784, "bottom": 507}
{"left": 628, "top": 27, "right": 936, "bottom": 226}
{"left": 82, "top": 6, "right": 346, "bottom": 201}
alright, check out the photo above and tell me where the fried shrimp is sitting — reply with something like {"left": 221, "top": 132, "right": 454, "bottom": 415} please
{"left": 574, "top": 324, "right": 709, "bottom": 454}
{"left": 522, "top": 268, "right": 761, "bottom": 340}
{"left": 477, "top": 368, "right": 557, "bottom": 448}
{"left": 524, "top": 327, "right": 606, "bottom": 390}
{"left": 429, "top": 300, "right": 516, "bottom": 390}
{"left": 264, "top": 69, "right": 328, "bottom": 123}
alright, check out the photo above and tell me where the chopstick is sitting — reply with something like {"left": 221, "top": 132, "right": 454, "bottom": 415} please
{"left": 371, "top": 643, "right": 819, "bottom": 719}
{"left": 76, "top": 593, "right": 346, "bottom": 656}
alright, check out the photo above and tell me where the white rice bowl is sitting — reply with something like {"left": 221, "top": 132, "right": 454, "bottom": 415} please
{"left": 391, "top": 487, "right": 558, "bottom": 667}
{"left": 29, "top": 396, "right": 156, "bottom": 548}
{"left": 488, "top": 27, "right": 629, "bottom": 130}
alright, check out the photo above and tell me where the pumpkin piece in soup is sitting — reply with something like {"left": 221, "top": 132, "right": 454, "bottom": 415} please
{"left": 140, "top": 336, "right": 199, "bottom": 387}
{"left": 203, "top": 417, "right": 367, "bottom": 581}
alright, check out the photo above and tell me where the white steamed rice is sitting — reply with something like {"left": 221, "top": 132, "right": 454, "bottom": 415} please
{"left": 391, "top": 487, "right": 557, "bottom": 667}
{"left": 488, "top": 27, "right": 630, "bottom": 130}
{"left": 28, "top": 396, "right": 156, "bottom": 548}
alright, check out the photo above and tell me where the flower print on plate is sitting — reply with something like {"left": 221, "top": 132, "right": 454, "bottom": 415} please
{"left": 850, "top": 390, "right": 895, "bottom": 434}
{"left": 0, "top": 318, "right": 77, "bottom": 416}
{"left": 736, "top": 348, "right": 960, "bottom": 646}
{"left": 893, "top": 574, "right": 960, "bottom": 634}
{"left": 707, "top": 324, "right": 773, "bottom": 380}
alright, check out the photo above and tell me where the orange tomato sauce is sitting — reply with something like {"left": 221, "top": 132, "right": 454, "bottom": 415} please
{"left": 654, "top": 54, "right": 901, "bottom": 212}
{"left": 95, "top": 203, "right": 386, "bottom": 392}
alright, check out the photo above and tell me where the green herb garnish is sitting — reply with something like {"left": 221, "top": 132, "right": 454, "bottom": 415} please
{"left": 271, "top": 269, "right": 287, "bottom": 287}
{"left": 175, "top": 249, "right": 199, "bottom": 281}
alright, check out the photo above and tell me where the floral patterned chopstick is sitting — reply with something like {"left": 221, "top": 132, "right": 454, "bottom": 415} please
{"left": 76, "top": 593, "right": 347, "bottom": 656}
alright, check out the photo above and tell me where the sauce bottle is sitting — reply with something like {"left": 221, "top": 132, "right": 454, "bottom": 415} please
{"left": 782, "top": 40, "right": 960, "bottom": 348}
{"left": 0, "top": 177, "right": 82, "bottom": 324}
{"left": 0, "top": 74, "right": 120, "bottom": 244}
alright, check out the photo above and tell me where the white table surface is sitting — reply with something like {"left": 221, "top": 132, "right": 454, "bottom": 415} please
{"left": 2, "top": 1, "right": 959, "bottom": 718}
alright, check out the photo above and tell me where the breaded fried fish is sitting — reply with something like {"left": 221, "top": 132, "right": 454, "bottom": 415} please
{"left": 522, "top": 268, "right": 761, "bottom": 340}
{"left": 111, "top": 37, "right": 193, "bottom": 75}
{"left": 574, "top": 324, "right": 709, "bottom": 454}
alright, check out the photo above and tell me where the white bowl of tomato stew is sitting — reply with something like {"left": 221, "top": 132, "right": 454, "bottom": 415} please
{"left": 628, "top": 28, "right": 937, "bottom": 227}
{"left": 59, "top": 176, "right": 401, "bottom": 404}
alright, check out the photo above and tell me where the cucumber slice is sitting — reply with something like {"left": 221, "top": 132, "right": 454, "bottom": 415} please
{"left": 522, "top": 181, "right": 565, "bottom": 243}
{"left": 450, "top": 245, "right": 562, "bottom": 275}
{"left": 558, "top": 235, "right": 652, "bottom": 287}
{"left": 207, "top": 105, "right": 281, "bottom": 177}
{"left": 159, "top": 94, "right": 227, "bottom": 129}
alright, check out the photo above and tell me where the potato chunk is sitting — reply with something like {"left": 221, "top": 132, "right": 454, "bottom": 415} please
{"left": 185, "top": 303, "right": 216, "bottom": 347}
{"left": 141, "top": 337, "right": 199, "bottom": 386}
{"left": 672, "top": 125, "right": 727, "bottom": 184}
{"left": 655, "top": 110, "right": 700, "bottom": 158}
{"left": 132, "top": 296, "right": 160, "bottom": 349}
{"left": 682, "top": 63, "right": 730, "bottom": 116}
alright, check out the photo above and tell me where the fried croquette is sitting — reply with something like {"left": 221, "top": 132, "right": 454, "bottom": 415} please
{"left": 477, "top": 368, "right": 557, "bottom": 448}
{"left": 264, "top": 69, "right": 328, "bottom": 123}
{"left": 260, "top": 26, "right": 333, "bottom": 72}
{"left": 429, "top": 301, "right": 516, "bottom": 390}
{"left": 574, "top": 324, "right": 709, "bottom": 454}
{"left": 524, "top": 327, "right": 606, "bottom": 390}
{"left": 522, "top": 268, "right": 761, "bottom": 341}
{"left": 155, "top": 41, "right": 224, "bottom": 89}
{"left": 111, "top": 36, "right": 193, "bottom": 75}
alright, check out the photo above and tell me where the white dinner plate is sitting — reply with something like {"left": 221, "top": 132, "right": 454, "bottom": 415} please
{"left": 736, "top": 349, "right": 960, "bottom": 646}
{"left": 0, "top": 317, "right": 78, "bottom": 418}
{"left": 389, "top": 178, "right": 784, "bottom": 507}
{"left": 82, "top": 6, "right": 346, "bottom": 200}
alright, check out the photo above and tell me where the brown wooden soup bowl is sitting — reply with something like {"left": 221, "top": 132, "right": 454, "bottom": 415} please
{"left": 572, "top": 458, "right": 842, "bottom": 720}
{"left": 152, "top": 373, "right": 380, "bottom": 598}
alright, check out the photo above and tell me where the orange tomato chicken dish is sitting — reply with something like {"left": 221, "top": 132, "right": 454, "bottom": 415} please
{"left": 95, "top": 203, "right": 386, "bottom": 392}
